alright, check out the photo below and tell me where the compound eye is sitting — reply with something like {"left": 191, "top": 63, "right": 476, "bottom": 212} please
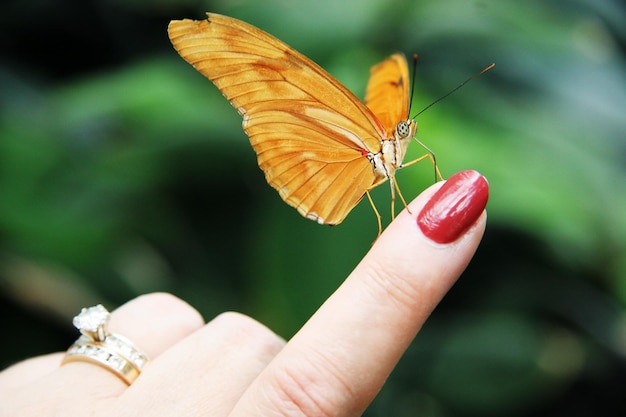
{"left": 395, "top": 121, "right": 411, "bottom": 138}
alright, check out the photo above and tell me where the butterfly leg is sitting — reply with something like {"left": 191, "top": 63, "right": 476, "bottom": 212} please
{"left": 403, "top": 138, "right": 445, "bottom": 182}
{"left": 366, "top": 191, "right": 383, "bottom": 237}
{"left": 400, "top": 153, "right": 437, "bottom": 182}
{"left": 389, "top": 174, "right": 411, "bottom": 220}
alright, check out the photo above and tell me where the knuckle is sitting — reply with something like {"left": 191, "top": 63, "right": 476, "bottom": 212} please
{"left": 211, "top": 312, "right": 285, "bottom": 353}
{"left": 359, "top": 257, "right": 427, "bottom": 314}
{"left": 262, "top": 353, "right": 354, "bottom": 417}
{"left": 135, "top": 292, "right": 205, "bottom": 329}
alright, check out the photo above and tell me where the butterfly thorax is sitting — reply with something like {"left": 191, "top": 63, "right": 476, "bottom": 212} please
{"left": 368, "top": 120, "right": 417, "bottom": 181}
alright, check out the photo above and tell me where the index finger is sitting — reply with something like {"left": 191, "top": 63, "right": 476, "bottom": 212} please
{"left": 228, "top": 170, "right": 489, "bottom": 417}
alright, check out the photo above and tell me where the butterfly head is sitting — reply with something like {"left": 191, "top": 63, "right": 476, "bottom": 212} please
{"left": 395, "top": 120, "right": 416, "bottom": 140}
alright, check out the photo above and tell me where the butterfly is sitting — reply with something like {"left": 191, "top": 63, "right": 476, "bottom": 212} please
{"left": 168, "top": 13, "right": 441, "bottom": 234}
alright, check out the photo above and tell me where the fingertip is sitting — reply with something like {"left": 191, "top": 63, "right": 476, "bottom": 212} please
{"left": 362, "top": 170, "right": 488, "bottom": 308}
{"left": 416, "top": 170, "right": 489, "bottom": 244}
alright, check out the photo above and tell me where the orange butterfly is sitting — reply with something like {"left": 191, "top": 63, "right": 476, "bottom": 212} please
{"left": 168, "top": 13, "right": 440, "bottom": 233}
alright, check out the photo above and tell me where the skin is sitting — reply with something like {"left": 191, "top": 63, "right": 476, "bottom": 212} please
{"left": 0, "top": 178, "right": 486, "bottom": 417}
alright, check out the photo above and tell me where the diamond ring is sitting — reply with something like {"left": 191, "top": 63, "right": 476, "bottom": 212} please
{"left": 61, "top": 305, "right": 149, "bottom": 385}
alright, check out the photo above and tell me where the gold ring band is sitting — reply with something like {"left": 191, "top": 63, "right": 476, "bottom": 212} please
{"left": 61, "top": 305, "right": 149, "bottom": 385}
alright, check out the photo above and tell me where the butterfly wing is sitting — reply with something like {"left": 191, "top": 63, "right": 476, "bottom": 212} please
{"left": 168, "top": 13, "right": 388, "bottom": 225}
{"left": 364, "top": 53, "right": 410, "bottom": 137}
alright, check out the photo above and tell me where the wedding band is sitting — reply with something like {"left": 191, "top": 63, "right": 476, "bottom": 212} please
{"left": 61, "top": 305, "right": 149, "bottom": 385}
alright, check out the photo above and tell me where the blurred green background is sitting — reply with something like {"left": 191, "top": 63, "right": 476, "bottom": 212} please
{"left": 1, "top": 0, "right": 625, "bottom": 415}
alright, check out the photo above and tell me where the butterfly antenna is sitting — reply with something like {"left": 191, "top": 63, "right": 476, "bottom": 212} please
{"left": 408, "top": 54, "right": 419, "bottom": 114}
{"left": 412, "top": 63, "right": 495, "bottom": 119}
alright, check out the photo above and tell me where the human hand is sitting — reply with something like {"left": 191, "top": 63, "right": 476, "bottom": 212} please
{"left": 0, "top": 170, "right": 488, "bottom": 417}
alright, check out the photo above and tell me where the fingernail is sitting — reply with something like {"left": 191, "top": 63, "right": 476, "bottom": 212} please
{"left": 417, "top": 170, "right": 489, "bottom": 244}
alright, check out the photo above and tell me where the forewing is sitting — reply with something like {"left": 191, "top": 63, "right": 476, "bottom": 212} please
{"left": 364, "top": 53, "right": 410, "bottom": 137}
{"left": 168, "top": 13, "right": 386, "bottom": 225}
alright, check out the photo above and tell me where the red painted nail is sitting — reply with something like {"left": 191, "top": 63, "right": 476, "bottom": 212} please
{"left": 417, "top": 170, "right": 489, "bottom": 244}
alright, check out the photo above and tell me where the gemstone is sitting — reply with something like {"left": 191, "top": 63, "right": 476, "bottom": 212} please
{"left": 73, "top": 305, "right": 110, "bottom": 332}
{"left": 132, "top": 354, "right": 147, "bottom": 368}
{"left": 118, "top": 344, "right": 133, "bottom": 357}
{"left": 95, "top": 348, "right": 110, "bottom": 361}
{"left": 107, "top": 355, "right": 124, "bottom": 371}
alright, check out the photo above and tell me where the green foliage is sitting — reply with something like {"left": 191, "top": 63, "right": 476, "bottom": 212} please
{"left": 1, "top": 0, "right": 624, "bottom": 415}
